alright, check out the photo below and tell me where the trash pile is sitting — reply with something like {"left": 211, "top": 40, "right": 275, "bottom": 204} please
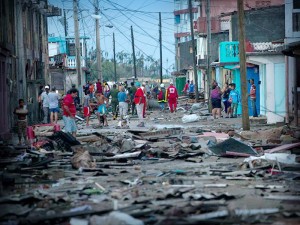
{"left": 0, "top": 122, "right": 300, "bottom": 225}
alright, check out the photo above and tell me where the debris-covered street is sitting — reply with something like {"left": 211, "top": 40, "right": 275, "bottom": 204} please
{"left": 1, "top": 98, "right": 299, "bottom": 225}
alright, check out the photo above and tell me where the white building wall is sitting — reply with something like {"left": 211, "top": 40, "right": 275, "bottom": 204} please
{"left": 48, "top": 42, "right": 59, "bottom": 57}
{"left": 247, "top": 55, "right": 285, "bottom": 124}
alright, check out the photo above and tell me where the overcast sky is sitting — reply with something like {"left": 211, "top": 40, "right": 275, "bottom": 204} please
{"left": 48, "top": 0, "right": 176, "bottom": 74}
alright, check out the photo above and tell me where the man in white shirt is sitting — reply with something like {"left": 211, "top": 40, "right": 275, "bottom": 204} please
{"left": 41, "top": 85, "right": 50, "bottom": 123}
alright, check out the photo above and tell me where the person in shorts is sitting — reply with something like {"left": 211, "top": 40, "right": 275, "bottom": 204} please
{"left": 211, "top": 81, "right": 222, "bottom": 119}
{"left": 63, "top": 88, "right": 78, "bottom": 137}
{"left": 96, "top": 92, "right": 109, "bottom": 127}
{"left": 48, "top": 87, "right": 60, "bottom": 124}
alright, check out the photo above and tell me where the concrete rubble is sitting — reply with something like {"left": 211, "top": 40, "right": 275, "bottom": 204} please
{"left": 0, "top": 99, "right": 300, "bottom": 225}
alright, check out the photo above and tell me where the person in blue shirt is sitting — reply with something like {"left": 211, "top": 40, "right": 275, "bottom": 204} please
{"left": 228, "top": 83, "right": 240, "bottom": 118}
{"left": 117, "top": 87, "right": 129, "bottom": 122}
{"left": 188, "top": 80, "right": 195, "bottom": 99}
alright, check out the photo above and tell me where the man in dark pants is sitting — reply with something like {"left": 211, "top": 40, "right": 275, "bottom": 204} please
{"left": 128, "top": 82, "right": 137, "bottom": 115}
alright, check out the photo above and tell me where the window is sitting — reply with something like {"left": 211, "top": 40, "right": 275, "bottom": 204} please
{"left": 294, "top": 0, "right": 300, "bottom": 9}
{"left": 293, "top": 12, "right": 300, "bottom": 32}
{"left": 175, "top": 15, "right": 180, "bottom": 24}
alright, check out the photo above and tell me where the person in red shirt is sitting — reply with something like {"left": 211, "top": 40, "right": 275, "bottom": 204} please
{"left": 134, "top": 82, "right": 146, "bottom": 127}
{"left": 182, "top": 80, "right": 190, "bottom": 95}
{"left": 96, "top": 79, "right": 103, "bottom": 95}
{"left": 63, "top": 88, "right": 78, "bottom": 137}
{"left": 167, "top": 82, "right": 178, "bottom": 113}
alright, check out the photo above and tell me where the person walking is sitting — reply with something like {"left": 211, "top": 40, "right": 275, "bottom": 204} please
{"left": 166, "top": 82, "right": 178, "bottom": 113}
{"left": 14, "top": 99, "right": 28, "bottom": 145}
{"left": 48, "top": 87, "right": 60, "bottom": 124}
{"left": 110, "top": 84, "right": 119, "bottom": 120}
{"left": 128, "top": 81, "right": 137, "bottom": 115}
{"left": 118, "top": 87, "right": 129, "bottom": 123}
{"left": 41, "top": 85, "right": 50, "bottom": 123}
{"left": 228, "top": 83, "right": 241, "bottom": 118}
{"left": 211, "top": 82, "right": 223, "bottom": 119}
{"left": 222, "top": 83, "right": 231, "bottom": 118}
{"left": 157, "top": 83, "right": 167, "bottom": 111}
{"left": 62, "top": 88, "right": 78, "bottom": 137}
{"left": 134, "top": 82, "right": 146, "bottom": 127}
{"left": 249, "top": 78, "right": 258, "bottom": 117}
{"left": 141, "top": 82, "right": 147, "bottom": 118}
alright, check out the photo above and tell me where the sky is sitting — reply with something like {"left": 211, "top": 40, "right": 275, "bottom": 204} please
{"left": 48, "top": 0, "right": 176, "bottom": 75}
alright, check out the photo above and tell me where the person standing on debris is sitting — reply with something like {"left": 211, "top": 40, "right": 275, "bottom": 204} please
{"left": 128, "top": 81, "right": 137, "bottom": 115}
{"left": 48, "top": 87, "right": 60, "bottom": 124}
{"left": 62, "top": 88, "right": 78, "bottom": 137}
{"left": 96, "top": 79, "right": 103, "bottom": 95}
{"left": 41, "top": 85, "right": 50, "bottom": 124}
{"left": 182, "top": 80, "right": 190, "bottom": 95}
{"left": 157, "top": 83, "right": 167, "bottom": 111}
{"left": 249, "top": 78, "right": 258, "bottom": 117}
{"left": 228, "top": 83, "right": 240, "bottom": 118}
{"left": 222, "top": 83, "right": 231, "bottom": 118}
{"left": 83, "top": 90, "right": 92, "bottom": 127}
{"left": 141, "top": 82, "right": 147, "bottom": 118}
{"left": 14, "top": 99, "right": 28, "bottom": 145}
{"left": 96, "top": 92, "right": 109, "bottom": 127}
{"left": 211, "top": 82, "right": 222, "bottom": 119}
{"left": 118, "top": 87, "right": 129, "bottom": 123}
{"left": 110, "top": 84, "right": 119, "bottom": 120}
{"left": 167, "top": 82, "right": 178, "bottom": 113}
{"left": 134, "top": 82, "right": 146, "bottom": 127}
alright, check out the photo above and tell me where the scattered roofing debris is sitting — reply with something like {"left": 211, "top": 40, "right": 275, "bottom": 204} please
{"left": 1, "top": 116, "right": 299, "bottom": 225}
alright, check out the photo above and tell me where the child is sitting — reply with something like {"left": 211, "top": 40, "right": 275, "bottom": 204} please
{"left": 228, "top": 83, "right": 240, "bottom": 118}
{"left": 96, "top": 92, "right": 109, "bottom": 127}
{"left": 14, "top": 99, "right": 28, "bottom": 145}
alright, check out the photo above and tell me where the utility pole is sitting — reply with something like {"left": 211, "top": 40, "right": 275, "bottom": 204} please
{"left": 159, "top": 12, "right": 163, "bottom": 84}
{"left": 131, "top": 26, "right": 137, "bottom": 79}
{"left": 113, "top": 32, "right": 117, "bottom": 83}
{"left": 237, "top": 0, "right": 250, "bottom": 130}
{"left": 73, "top": 0, "right": 82, "bottom": 89}
{"left": 206, "top": 0, "right": 212, "bottom": 111}
{"left": 63, "top": 9, "right": 68, "bottom": 54}
{"left": 95, "top": 0, "right": 102, "bottom": 81}
{"left": 188, "top": 0, "right": 199, "bottom": 100}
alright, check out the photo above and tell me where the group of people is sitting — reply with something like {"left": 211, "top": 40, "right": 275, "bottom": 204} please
{"left": 13, "top": 77, "right": 258, "bottom": 145}
{"left": 210, "top": 79, "right": 258, "bottom": 119}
